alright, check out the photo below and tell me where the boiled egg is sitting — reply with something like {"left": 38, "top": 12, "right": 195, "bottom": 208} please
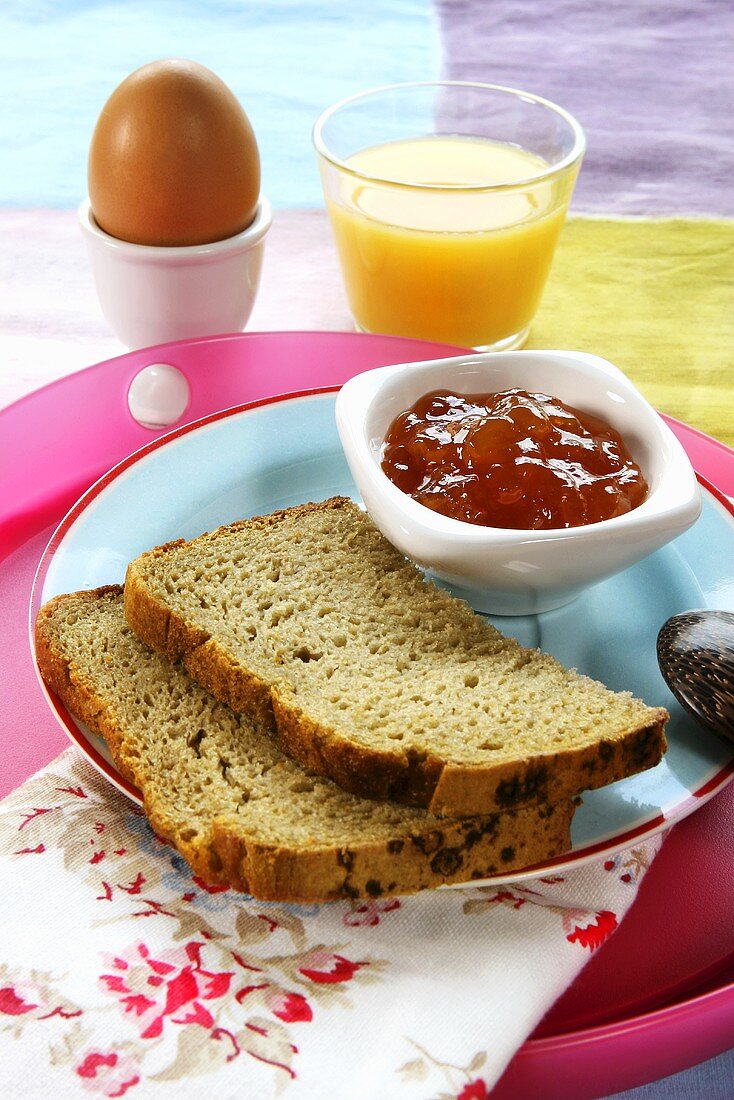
{"left": 88, "top": 59, "right": 260, "bottom": 247}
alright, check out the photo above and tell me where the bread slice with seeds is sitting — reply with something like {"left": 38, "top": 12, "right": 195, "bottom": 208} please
{"left": 123, "top": 497, "right": 668, "bottom": 817}
{"left": 35, "top": 587, "right": 575, "bottom": 902}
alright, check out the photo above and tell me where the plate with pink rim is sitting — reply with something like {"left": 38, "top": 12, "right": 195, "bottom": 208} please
{"left": 29, "top": 383, "right": 734, "bottom": 888}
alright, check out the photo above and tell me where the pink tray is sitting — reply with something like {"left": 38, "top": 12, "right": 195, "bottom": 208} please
{"left": 2, "top": 331, "right": 733, "bottom": 1098}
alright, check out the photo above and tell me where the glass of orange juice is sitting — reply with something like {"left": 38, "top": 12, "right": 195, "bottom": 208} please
{"left": 313, "top": 82, "right": 585, "bottom": 351}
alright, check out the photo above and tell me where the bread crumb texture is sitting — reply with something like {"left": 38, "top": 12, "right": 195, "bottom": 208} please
{"left": 123, "top": 498, "right": 667, "bottom": 814}
{"left": 35, "top": 588, "right": 575, "bottom": 901}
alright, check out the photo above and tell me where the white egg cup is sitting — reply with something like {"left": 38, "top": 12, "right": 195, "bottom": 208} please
{"left": 79, "top": 196, "right": 271, "bottom": 350}
{"left": 336, "top": 350, "right": 702, "bottom": 615}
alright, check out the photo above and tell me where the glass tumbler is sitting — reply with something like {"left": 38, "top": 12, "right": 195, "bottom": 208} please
{"left": 313, "top": 81, "right": 585, "bottom": 351}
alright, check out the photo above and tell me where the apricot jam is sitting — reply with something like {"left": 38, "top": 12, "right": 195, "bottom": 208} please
{"left": 381, "top": 388, "right": 648, "bottom": 530}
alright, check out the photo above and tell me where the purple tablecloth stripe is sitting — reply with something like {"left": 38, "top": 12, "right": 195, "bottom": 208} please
{"left": 436, "top": 0, "right": 734, "bottom": 217}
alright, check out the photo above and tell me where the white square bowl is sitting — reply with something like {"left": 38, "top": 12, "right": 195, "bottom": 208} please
{"left": 335, "top": 350, "right": 702, "bottom": 614}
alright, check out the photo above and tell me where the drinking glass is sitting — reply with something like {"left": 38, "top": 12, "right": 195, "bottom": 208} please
{"left": 313, "top": 82, "right": 585, "bottom": 351}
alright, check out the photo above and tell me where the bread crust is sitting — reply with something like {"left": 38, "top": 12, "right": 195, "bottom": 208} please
{"left": 123, "top": 497, "right": 668, "bottom": 818}
{"left": 272, "top": 691, "right": 666, "bottom": 816}
{"left": 35, "top": 587, "right": 575, "bottom": 902}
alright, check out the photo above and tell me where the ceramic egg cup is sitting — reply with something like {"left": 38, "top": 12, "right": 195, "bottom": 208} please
{"left": 80, "top": 196, "right": 272, "bottom": 350}
{"left": 336, "top": 350, "right": 702, "bottom": 615}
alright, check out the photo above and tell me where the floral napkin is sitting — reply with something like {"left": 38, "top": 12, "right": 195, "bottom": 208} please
{"left": 0, "top": 749, "right": 661, "bottom": 1099}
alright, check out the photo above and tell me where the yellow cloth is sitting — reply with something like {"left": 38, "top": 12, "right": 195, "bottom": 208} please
{"left": 528, "top": 217, "right": 734, "bottom": 446}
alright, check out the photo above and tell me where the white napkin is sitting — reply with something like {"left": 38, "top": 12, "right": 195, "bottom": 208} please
{"left": 0, "top": 750, "right": 661, "bottom": 1099}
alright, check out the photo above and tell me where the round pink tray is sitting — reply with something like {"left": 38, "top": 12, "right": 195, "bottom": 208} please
{"left": 2, "top": 331, "right": 733, "bottom": 1098}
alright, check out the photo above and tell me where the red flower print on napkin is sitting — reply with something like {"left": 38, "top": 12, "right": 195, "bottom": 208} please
{"left": 343, "top": 898, "right": 401, "bottom": 927}
{"left": 265, "top": 990, "right": 313, "bottom": 1023}
{"left": 0, "top": 970, "right": 81, "bottom": 1032}
{"left": 0, "top": 987, "right": 38, "bottom": 1016}
{"left": 398, "top": 1042, "right": 489, "bottom": 1096}
{"left": 566, "top": 909, "right": 618, "bottom": 951}
{"left": 76, "top": 1050, "right": 140, "bottom": 1097}
{"left": 100, "top": 941, "right": 233, "bottom": 1040}
{"left": 298, "top": 952, "right": 367, "bottom": 984}
{"left": 458, "top": 1080, "right": 488, "bottom": 1100}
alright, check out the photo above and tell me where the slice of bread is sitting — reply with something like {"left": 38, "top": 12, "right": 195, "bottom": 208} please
{"left": 123, "top": 497, "right": 668, "bottom": 817}
{"left": 35, "top": 587, "right": 575, "bottom": 902}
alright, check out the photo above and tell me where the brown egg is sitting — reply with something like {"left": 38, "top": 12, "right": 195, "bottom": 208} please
{"left": 88, "top": 59, "right": 260, "bottom": 247}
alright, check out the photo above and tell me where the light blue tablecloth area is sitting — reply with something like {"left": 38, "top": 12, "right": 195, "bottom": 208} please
{"left": 1, "top": 2, "right": 732, "bottom": 1097}
{"left": 0, "top": 0, "right": 439, "bottom": 209}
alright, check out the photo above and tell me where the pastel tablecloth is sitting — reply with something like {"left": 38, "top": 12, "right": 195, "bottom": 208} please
{"left": 1, "top": 1, "right": 733, "bottom": 1097}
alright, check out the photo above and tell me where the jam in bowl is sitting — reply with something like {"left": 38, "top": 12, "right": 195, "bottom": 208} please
{"left": 381, "top": 387, "right": 649, "bottom": 531}
{"left": 335, "top": 351, "right": 702, "bottom": 615}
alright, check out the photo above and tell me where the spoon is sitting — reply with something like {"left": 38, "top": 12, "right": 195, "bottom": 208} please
{"left": 657, "top": 610, "right": 734, "bottom": 745}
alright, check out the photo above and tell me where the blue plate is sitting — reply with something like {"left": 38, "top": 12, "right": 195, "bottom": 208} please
{"left": 33, "top": 390, "right": 734, "bottom": 884}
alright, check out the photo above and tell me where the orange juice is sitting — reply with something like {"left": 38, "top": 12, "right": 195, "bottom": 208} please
{"left": 324, "top": 136, "right": 576, "bottom": 348}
